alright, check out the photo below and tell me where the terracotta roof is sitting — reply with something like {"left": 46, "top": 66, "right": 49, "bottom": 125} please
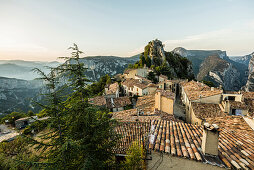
{"left": 182, "top": 80, "right": 210, "bottom": 91}
{"left": 136, "top": 94, "right": 155, "bottom": 112}
{"left": 191, "top": 102, "right": 227, "bottom": 119}
{"left": 105, "top": 82, "right": 119, "bottom": 95}
{"left": 159, "top": 75, "right": 168, "bottom": 79}
{"left": 205, "top": 116, "right": 253, "bottom": 134}
{"left": 228, "top": 101, "right": 248, "bottom": 110}
{"left": 134, "top": 83, "right": 148, "bottom": 90}
{"left": 113, "top": 122, "right": 150, "bottom": 154}
{"left": 89, "top": 96, "right": 106, "bottom": 106}
{"left": 186, "top": 90, "right": 222, "bottom": 101}
{"left": 245, "top": 99, "right": 254, "bottom": 117}
{"left": 147, "top": 83, "right": 158, "bottom": 88}
{"left": 111, "top": 109, "right": 161, "bottom": 122}
{"left": 148, "top": 120, "right": 254, "bottom": 169}
{"left": 156, "top": 90, "right": 175, "bottom": 100}
{"left": 122, "top": 78, "right": 151, "bottom": 90}
{"left": 242, "top": 91, "right": 254, "bottom": 100}
{"left": 106, "top": 96, "right": 131, "bottom": 109}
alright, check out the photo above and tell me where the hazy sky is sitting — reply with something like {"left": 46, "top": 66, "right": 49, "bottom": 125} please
{"left": 0, "top": 0, "right": 254, "bottom": 61}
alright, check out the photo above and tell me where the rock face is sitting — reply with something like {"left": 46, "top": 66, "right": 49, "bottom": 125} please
{"left": 230, "top": 52, "right": 254, "bottom": 66}
{"left": 77, "top": 55, "right": 139, "bottom": 81}
{"left": 147, "top": 39, "right": 166, "bottom": 63}
{"left": 0, "top": 77, "right": 43, "bottom": 113}
{"left": 244, "top": 53, "right": 254, "bottom": 91}
{"left": 172, "top": 47, "right": 248, "bottom": 90}
{"left": 172, "top": 47, "right": 228, "bottom": 75}
{"left": 197, "top": 56, "right": 241, "bottom": 91}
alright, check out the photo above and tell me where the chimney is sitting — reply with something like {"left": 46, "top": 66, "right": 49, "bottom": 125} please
{"left": 202, "top": 123, "right": 220, "bottom": 156}
{"left": 224, "top": 100, "right": 230, "bottom": 113}
{"left": 211, "top": 87, "right": 214, "bottom": 91}
{"left": 157, "top": 92, "right": 161, "bottom": 111}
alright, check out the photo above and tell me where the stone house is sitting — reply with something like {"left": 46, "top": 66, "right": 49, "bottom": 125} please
{"left": 15, "top": 116, "right": 37, "bottom": 129}
{"left": 188, "top": 102, "right": 227, "bottom": 125}
{"left": 154, "top": 90, "right": 175, "bottom": 115}
{"left": 106, "top": 96, "right": 132, "bottom": 112}
{"left": 89, "top": 96, "right": 131, "bottom": 112}
{"left": 104, "top": 82, "right": 120, "bottom": 98}
{"left": 123, "top": 68, "right": 149, "bottom": 79}
{"left": 122, "top": 78, "right": 157, "bottom": 96}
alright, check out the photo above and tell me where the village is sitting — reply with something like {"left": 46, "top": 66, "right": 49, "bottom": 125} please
{"left": 89, "top": 67, "right": 254, "bottom": 169}
{"left": 1, "top": 66, "right": 254, "bottom": 169}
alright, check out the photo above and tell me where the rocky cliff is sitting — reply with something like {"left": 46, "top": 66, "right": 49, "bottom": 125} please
{"left": 244, "top": 53, "right": 254, "bottom": 91}
{"left": 172, "top": 47, "right": 248, "bottom": 90}
{"left": 133, "top": 39, "right": 194, "bottom": 80}
{"left": 0, "top": 77, "right": 43, "bottom": 113}
{"left": 172, "top": 47, "right": 228, "bottom": 75}
{"left": 230, "top": 52, "right": 254, "bottom": 66}
{"left": 78, "top": 55, "right": 139, "bottom": 81}
{"left": 197, "top": 56, "right": 241, "bottom": 91}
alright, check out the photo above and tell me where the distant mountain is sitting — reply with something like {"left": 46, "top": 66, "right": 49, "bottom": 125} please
{"left": 0, "top": 56, "right": 139, "bottom": 82}
{"left": 172, "top": 47, "right": 228, "bottom": 75}
{"left": 172, "top": 47, "right": 249, "bottom": 90}
{"left": 0, "top": 60, "right": 60, "bottom": 80}
{"left": 0, "top": 77, "right": 43, "bottom": 114}
{"left": 243, "top": 53, "right": 254, "bottom": 91}
{"left": 230, "top": 52, "right": 254, "bottom": 66}
{"left": 197, "top": 56, "right": 241, "bottom": 91}
{"left": 77, "top": 55, "right": 140, "bottom": 81}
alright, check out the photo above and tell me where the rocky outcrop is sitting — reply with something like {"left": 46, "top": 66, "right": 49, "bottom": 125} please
{"left": 147, "top": 39, "right": 166, "bottom": 62}
{"left": 172, "top": 47, "right": 248, "bottom": 90}
{"left": 0, "top": 77, "right": 43, "bottom": 113}
{"left": 245, "top": 53, "right": 254, "bottom": 91}
{"left": 197, "top": 56, "right": 241, "bottom": 91}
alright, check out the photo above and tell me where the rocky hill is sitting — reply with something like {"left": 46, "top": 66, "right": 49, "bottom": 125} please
{"left": 132, "top": 39, "right": 194, "bottom": 80}
{"left": 0, "top": 60, "right": 60, "bottom": 80}
{"left": 197, "top": 56, "right": 241, "bottom": 91}
{"left": 172, "top": 47, "right": 249, "bottom": 90}
{"left": 0, "top": 77, "right": 43, "bottom": 113}
{"left": 78, "top": 55, "right": 139, "bottom": 81}
{"left": 230, "top": 52, "right": 254, "bottom": 66}
{"left": 244, "top": 53, "right": 254, "bottom": 91}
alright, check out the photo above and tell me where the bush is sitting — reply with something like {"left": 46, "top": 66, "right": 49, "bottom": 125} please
{"left": 123, "top": 141, "right": 145, "bottom": 170}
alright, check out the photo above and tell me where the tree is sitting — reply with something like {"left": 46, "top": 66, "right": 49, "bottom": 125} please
{"left": 123, "top": 141, "right": 145, "bottom": 170}
{"left": 58, "top": 44, "right": 119, "bottom": 169}
{"left": 147, "top": 71, "right": 157, "bottom": 83}
{"left": 1, "top": 112, "right": 26, "bottom": 126}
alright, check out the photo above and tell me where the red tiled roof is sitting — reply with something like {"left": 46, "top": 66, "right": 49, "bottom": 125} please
{"left": 113, "top": 122, "right": 150, "bottom": 154}
{"left": 105, "top": 82, "right": 119, "bottom": 95}
{"left": 148, "top": 120, "right": 254, "bottom": 169}
{"left": 205, "top": 116, "right": 253, "bottom": 133}
{"left": 191, "top": 102, "right": 227, "bottom": 119}
{"left": 89, "top": 96, "right": 106, "bottom": 106}
{"left": 106, "top": 96, "right": 131, "bottom": 109}
{"left": 156, "top": 89, "right": 175, "bottom": 100}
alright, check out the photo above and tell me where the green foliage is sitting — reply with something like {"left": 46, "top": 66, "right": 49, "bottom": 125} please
{"left": 19, "top": 44, "right": 119, "bottom": 169}
{"left": 202, "top": 80, "right": 215, "bottom": 87}
{"left": 147, "top": 71, "right": 158, "bottom": 83}
{"left": 0, "top": 136, "right": 39, "bottom": 170}
{"left": 123, "top": 141, "right": 145, "bottom": 170}
{"left": 86, "top": 74, "right": 112, "bottom": 96}
{"left": 23, "top": 119, "right": 49, "bottom": 135}
{"left": 0, "top": 112, "right": 26, "bottom": 126}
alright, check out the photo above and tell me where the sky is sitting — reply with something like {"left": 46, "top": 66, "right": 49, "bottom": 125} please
{"left": 0, "top": 0, "right": 254, "bottom": 61}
